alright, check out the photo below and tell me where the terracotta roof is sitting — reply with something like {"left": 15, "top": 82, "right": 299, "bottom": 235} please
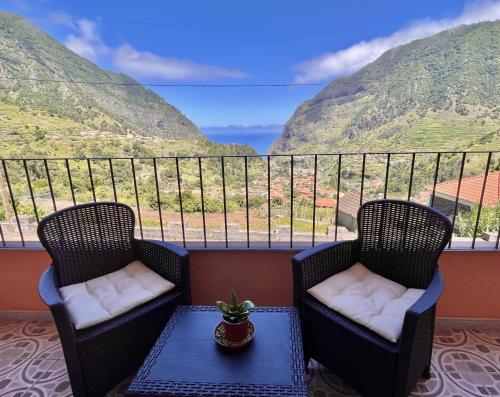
{"left": 315, "top": 198, "right": 337, "bottom": 208}
{"left": 338, "top": 191, "right": 366, "bottom": 217}
{"left": 433, "top": 172, "right": 499, "bottom": 207}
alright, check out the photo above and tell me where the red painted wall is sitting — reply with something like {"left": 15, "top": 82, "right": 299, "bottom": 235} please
{"left": 0, "top": 248, "right": 498, "bottom": 318}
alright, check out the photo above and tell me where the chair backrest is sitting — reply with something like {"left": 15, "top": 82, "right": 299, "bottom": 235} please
{"left": 38, "top": 202, "right": 136, "bottom": 287}
{"left": 357, "top": 200, "right": 452, "bottom": 289}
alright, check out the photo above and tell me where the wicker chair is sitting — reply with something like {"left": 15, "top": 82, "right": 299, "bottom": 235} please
{"left": 38, "top": 202, "right": 191, "bottom": 397}
{"left": 293, "top": 200, "right": 452, "bottom": 397}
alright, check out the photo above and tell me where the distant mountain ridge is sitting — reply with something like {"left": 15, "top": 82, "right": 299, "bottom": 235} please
{"left": 0, "top": 11, "right": 201, "bottom": 140}
{"left": 271, "top": 21, "right": 500, "bottom": 154}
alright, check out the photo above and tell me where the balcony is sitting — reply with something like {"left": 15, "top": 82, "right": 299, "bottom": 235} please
{"left": 0, "top": 151, "right": 499, "bottom": 397}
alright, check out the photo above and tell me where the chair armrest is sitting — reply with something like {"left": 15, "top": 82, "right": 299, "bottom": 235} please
{"left": 133, "top": 239, "right": 191, "bottom": 304}
{"left": 38, "top": 266, "right": 75, "bottom": 335}
{"left": 405, "top": 268, "right": 444, "bottom": 318}
{"left": 39, "top": 266, "right": 64, "bottom": 307}
{"left": 292, "top": 240, "right": 359, "bottom": 306}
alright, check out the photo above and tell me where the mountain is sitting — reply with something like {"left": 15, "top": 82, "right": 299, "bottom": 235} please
{"left": 271, "top": 21, "right": 500, "bottom": 154}
{"left": 0, "top": 12, "right": 256, "bottom": 158}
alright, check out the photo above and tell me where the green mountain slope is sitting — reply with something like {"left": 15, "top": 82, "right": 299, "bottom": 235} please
{"left": 0, "top": 12, "right": 256, "bottom": 158}
{"left": 0, "top": 12, "right": 202, "bottom": 139}
{"left": 271, "top": 21, "right": 500, "bottom": 154}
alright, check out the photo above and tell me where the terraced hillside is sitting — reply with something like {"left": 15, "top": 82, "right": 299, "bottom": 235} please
{"left": 271, "top": 21, "right": 500, "bottom": 154}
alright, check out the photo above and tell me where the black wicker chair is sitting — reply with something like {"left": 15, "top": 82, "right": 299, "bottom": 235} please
{"left": 293, "top": 200, "right": 452, "bottom": 397}
{"left": 38, "top": 202, "right": 191, "bottom": 397}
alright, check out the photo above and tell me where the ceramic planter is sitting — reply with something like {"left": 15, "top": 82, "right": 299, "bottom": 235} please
{"left": 223, "top": 319, "right": 250, "bottom": 342}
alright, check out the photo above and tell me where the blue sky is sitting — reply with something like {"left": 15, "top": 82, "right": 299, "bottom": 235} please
{"left": 3, "top": 0, "right": 500, "bottom": 127}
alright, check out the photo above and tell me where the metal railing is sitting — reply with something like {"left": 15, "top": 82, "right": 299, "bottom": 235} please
{"left": 0, "top": 151, "right": 498, "bottom": 250}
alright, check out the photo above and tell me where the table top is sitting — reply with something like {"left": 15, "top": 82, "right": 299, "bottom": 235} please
{"left": 126, "top": 305, "right": 307, "bottom": 397}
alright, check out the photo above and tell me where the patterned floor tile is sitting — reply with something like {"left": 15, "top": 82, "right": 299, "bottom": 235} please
{"left": 0, "top": 320, "right": 63, "bottom": 361}
{"left": 0, "top": 357, "right": 57, "bottom": 397}
{"left": 0, "top": 319, "right": 498, "bottom": 396}
{"left": 24, "top": 360, "right": 73, "bottom": 397}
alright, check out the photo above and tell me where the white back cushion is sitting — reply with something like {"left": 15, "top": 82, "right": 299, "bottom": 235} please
{"left": 59, "top": 260, "right": 175, "bottom": 330}
{"left": 307, "top": 262, "right": 425, "bottom": 342}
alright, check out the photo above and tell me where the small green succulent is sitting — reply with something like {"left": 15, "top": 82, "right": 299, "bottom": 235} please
{"left": 216, "top": 289, "right": 255, "bottom": 324}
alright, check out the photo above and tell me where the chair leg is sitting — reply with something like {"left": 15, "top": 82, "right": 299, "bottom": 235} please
{"left": 422, "top": 365, "right": 431, "bottom": 379}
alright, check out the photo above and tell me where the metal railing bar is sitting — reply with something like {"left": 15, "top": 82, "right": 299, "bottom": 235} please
{"left": 360, "top": 154, "right": 366, "bottom": 205}
{"left": 383, "top": 153, "right": 391, "bottom": 199}
{"left": 496, "top": 219, "right": 500, "bottom": 250}
{"left": 449, "top": 153, "right": 467, "bottom": 248}
{"left": 44, "top": 159, "right": 57, "bottom": 212}
{"left": 334, "top": 154, "right": 342, "bottom": 241}
{"left": 152, "top": 158, "right": 164, "bottom": 241}
{"left": 221, "top": 157, "right": 228, "bottom": 248}
{"left": 87, "top": 159, "right": 96, "bottom": 203}
{"left": 267, "top": 155, "right": 271, "bottom": 248}
{"left": 23, "top": 159, "right": 39, "bottom": 223}
{"left": 109, "top": 159, "right": 117, "bottom": 202}
{"left": 430, "top": 152, "right": 441, "bottom": 208}
{"left": 407, "top": 153, "right": 416, "bottom": 201}
{"left": 312, "top": 154, "right": 318, "bottom": 247}
{"left": 472, "top": 152, "right": 492, "bottom": 249}
{"left": 198, "top": 157, "right": 207, "bottom": 248}
{"left": 244, "top": 156, "right": 250, "bottom": 248}
{"left": 2, "top": 160, "right": 24, "bottom": 246}
{"left": 1, "top": 150, "right": 497, "bottom": 161}
{"left": 130, "top": 158, "right": 143, "bottom": 239}
{"left": 0, "top": 222, "right": 5, "bottom": 247}
{"left": 175, "top": 157, "right": 186, "bottom": 248}
{"left": 65, "top": 159, "right": 76, "bottom": 206}
{"left": 290, "top": 155, "right": 294, "bottom": 248}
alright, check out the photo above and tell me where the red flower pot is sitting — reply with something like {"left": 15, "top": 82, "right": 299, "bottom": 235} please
{"left": 223, "top": 319, "right": 249, "bottom": 342}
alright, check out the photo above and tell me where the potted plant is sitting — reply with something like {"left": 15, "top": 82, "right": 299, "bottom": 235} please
{"left": 216, "top": 290, "right": 255, "bottom": 342}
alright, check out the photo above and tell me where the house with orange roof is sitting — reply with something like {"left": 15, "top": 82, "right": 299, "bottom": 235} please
{"left": 429, "top": 171, "right": 499, "bottom": 216}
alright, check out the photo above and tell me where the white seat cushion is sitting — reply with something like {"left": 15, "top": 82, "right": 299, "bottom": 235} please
{"left": 307, "top": 262, "right": 425, "bottom": 342}
{"left": 59, "top": 260, "right": 175, "bottom": 330}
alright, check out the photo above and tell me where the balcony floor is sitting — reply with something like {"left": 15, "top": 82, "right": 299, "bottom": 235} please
{"left": 0, "top": 318, "right": 499, "bottom": 396}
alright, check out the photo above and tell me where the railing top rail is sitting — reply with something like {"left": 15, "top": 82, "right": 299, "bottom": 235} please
{"left": 0, "top": 150, "right": 498, "bottom": 161}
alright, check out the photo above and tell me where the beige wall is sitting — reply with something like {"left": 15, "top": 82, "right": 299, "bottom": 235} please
{"left": 0, "top": 247, "right": 499, "bottom": 318}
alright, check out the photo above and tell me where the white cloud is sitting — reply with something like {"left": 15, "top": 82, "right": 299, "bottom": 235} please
{"left": 113, "top": 44, "right": 248, "bottom": 81}
{"left": 56, "top": 15, "right": 247, "bottom": 81}
{"left": 294, "top": 0, "right": 500, "bottom": 83}
{"left": 64, "top": 19, "right": 109, "bottom": 61}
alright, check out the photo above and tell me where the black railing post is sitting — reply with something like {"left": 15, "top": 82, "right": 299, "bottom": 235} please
{"left": 383, "top": 153, "right": 391, "bottom": 199}
{"left": 152, "top": 158, "right": 164, "bottom": 241}
{"left": 290, "top": 155, "right": 294, "bottom": 248}
{"left": 87, "top": 159, "right": 96, "bottom": 203}
{"left": 430, "top": 152, "right": 441, "bottom": 208}
{"left": 44, "top": 159, "right": 57, "bottom": 212}
{"left": 472, "top": 152, "right": 492, "bottom": 249}
{"left": 312, "top": 154, "right": 318, "bottom": 247}
{"left": 334, "top": 154, "right": 342, "bottom": 241}
{"left": 267, "top": 155, "right": 271, "bottom": 248}
{"left": 198, "top": 157, "right": 207, "bottom": 248}
{"left": 2, "top": 160, "right": 24, "bottom": 246}
{"left": 449, "top": 152, "right": 466, "bottom": 248}
{"left": 244, "top": 156, "right": 250, "bottom": 248}
{"left": 23, "top": 159, "right": 39, "bottom": 223}
{"left": 130, "top": 158, "right": 143, "bottom": 239}
{"left": 176, "top": 157, "right": 186, "bottom": 248}
{"left": 109, "top": 159, "right": 117, "bottom": 202}
{"left": 221, "top": 157, "right": 228, "bottom": 248}
{"left": 360, "top": 154, "right": 366, "bottom": 205}
{"left": 407, "top": 153, "right": 416, "bottom": 201}
{"left": 65, "top": 159, "right": 76, "bottom": 206}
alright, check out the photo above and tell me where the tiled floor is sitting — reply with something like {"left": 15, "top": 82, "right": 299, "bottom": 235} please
{"left": 0, "top": 319, "right": 498, "bottom": 396}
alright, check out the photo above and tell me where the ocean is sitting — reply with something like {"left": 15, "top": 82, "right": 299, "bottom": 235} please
{"left": 201, "top": 125, "right": 282, "bottom": 155}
